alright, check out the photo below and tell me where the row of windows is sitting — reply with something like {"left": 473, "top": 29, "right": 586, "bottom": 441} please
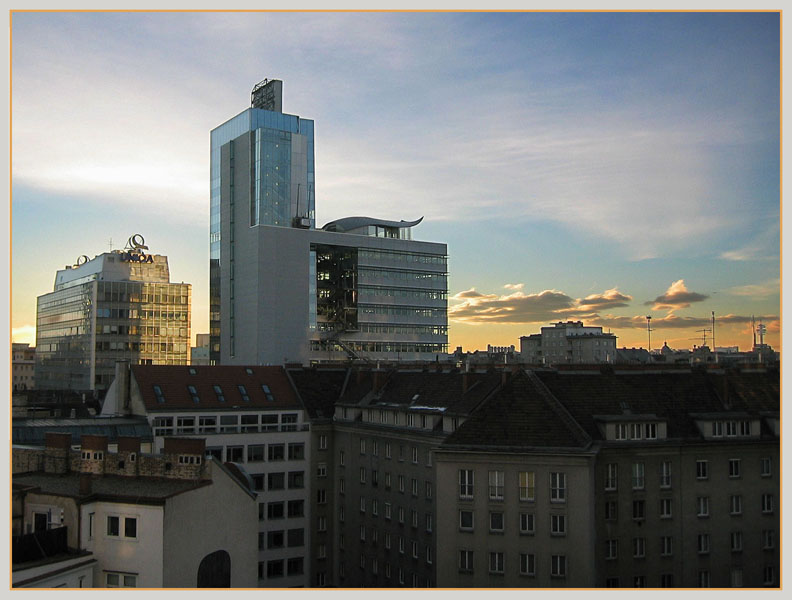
{"left": 95, "top": 308, "right": 189, "bottom": 320}
{"left": 458, "top": 470, "right": 564, "bottom": 502}
{"left": 358, "top": 248, "right": 447, "bottom": 266}
{"left": 458, "top": 550, "right": 567, "bottom": 578}
{"left": 310, "top": 340, "right": 449, "bottom": 353}
{"left": 605, "top": 566, "right": 776, "bottom": 588}
{"left": 359, "top": 304, "right": 446, "bottom": 318}
{"left": 459, "top": 510, "right": 564, "bottom": 536}
{"left": 605, "top": 457, "right": 773, "bottom": 491}
{"left": 695, "top": 457, "right": 772, "bottom": 479}
{"left": 258, "top": 528, "right": 304, "bottom": 550}
{"left": 257, "top": 500, "right": 305, "bottom": 520}
{"left": 249, "top": 471, "right": 304, "bottom": 491}
{"left": 88, "top": 513, "right": 137, "bottom": 540}
{"left": 605, "top": 529, "right": 775, "bottom": 560}
{"left": 353, "top": 501, "right": 434, "bottom": 531}
{"left": 356, "top": 323, "right": 448, "bottom": 336}
{"left": 336, "top": 561, "right": 431, "bottom": 587}
{"left": 258, "top": 557, "right": 304, "bottom": 579}
{"left": 613, "top": 422, "right": 659, "bottom": 440}
{"left": 152, "top": 413, "right": 299, "bottom": 435}
{"left": 602, "top": 493, "right": 775, "bottom": 521}
{"left": 356, "top": 440, "right": 431, "bottom": 465}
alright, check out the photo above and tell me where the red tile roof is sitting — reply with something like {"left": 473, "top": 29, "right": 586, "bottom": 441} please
{"left": 130, "top": 365, "right": 301, "bottom": 411}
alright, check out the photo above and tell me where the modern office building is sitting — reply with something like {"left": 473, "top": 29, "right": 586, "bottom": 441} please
{"left": 35, "top": 236, "right": 191, "bottom": 392}
{"left": 520, "top": 321, "right": 617, "bottom": 364}
{"left": 210, "top": 79, "right": 448, "bottom": 366}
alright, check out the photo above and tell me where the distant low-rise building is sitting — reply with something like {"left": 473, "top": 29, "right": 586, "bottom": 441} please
{"left": 13, "top": 343, "right": 36, "bottom": 391}
{"left": 520, "top": 321, "right": 617, "bottom": 364}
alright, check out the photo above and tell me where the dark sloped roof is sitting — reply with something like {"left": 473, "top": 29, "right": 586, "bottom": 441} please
{"left": 339, "top": 369, "right": 502, "bottom": 415}
{"left": 12, "top": 417, "right": 152, "bottom": 446}
{"left": 131, "top": 365, "right": 300, "bottom": 411}
{"left": 443, "top": 371, "right": 590, "bottom": 450}
{"left": 287, "top": 367, "right": 349, "bottom": 419}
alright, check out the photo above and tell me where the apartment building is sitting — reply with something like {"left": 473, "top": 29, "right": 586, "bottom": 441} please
{"left": 13, "top": 433, "right": 257, "bottom": 588}
{"left": 520, "top": 321, "right": 617, "bottom": 365}
{"left": 100, "top": 363, "right": 312, "bottom": 588}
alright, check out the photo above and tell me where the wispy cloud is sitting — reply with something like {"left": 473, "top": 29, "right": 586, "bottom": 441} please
{"left": 727, "top": 278, "right": 780, "bottom": 298}
{"left": 645, "top": 279, "right": 709, "bottom": 310}
{"left": 504, "top": 283, "right": 524, "bottom": 290}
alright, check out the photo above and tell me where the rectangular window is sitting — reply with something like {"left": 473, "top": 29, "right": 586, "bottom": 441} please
{"left": 267, "top": 530, "right": 284, "bottom": 549}
{"left": 645, "top": 422, "right": 657, "bottom": 439}
{"left": 425, "top": 513, "right": 433, "bottom": 532}
{"left": 660, "top": 498, "right": 672, "bottom": 518}
{"left": 459, "top": 550, "right": 474, "bottom": 572}
{"left": 519, "top": 471, "right": 536, "bottom": 500}
{"left": 728, "top": 458, "right": 741, "bottom": 478}
{"left": 762, "top": 529, "right": 775, "bottom": 549}
{"left": 385, "top": 442, "right": 391, "bottom": 458}
{"left": 760, "top": 457, "right": 772, "bottom": 477}
{"left": 459, "top": 510, "right": 474, "bottom": 531}
{"left": 317, "top": 489, "right": 326, "bottom": 504}
{"left": 605, "top": 463, "right": 618, "bottom": 490}
{"left": 268, "top": 502, "right": 284, "bottom": 519}
{"left": 411, "top": 478, "right": 418, "bottom": 497}
{"left": 268, "top": 444, "right": 285, "bottom": 461}
{"left": 731, "top": 568, "right": 743, "bottom": 588}
{"left": 696, "top": 460, "right": 708, "bottom": 480}
{"left": 730, "top": 494, "right": 742, "bottom": 515}
{"left": 550, "top": 514, "right": 566, "bottom": 535}
{"left": 318, "top": 434, "right": 327, "bottom": 450}
{"left": 412, "top": 540, "right": 418, "bottom": 558}
{"left": 372, "top": 499, "right": 379, "bottom": 516}
{"left": 634, "top": 576, "right": 646, "bottom": 588}
{"left": 317, "top": 516, "right": 326, "bottom": 532}
{"left": 697, "top": 496, "right": 709, "bottom": 517}
{"left": 287, "top": 500, "right": 304, "bottom": 518}
{"left": 399, "top": 536, "right": 405, "bottom": 554}
{"left": 426, "top": 545, "right": 433, "bottom": 564}
{"left": 489, "top": 552, "right": 504, "bottom": 574}
{"left": 339, "top": 506, "right": 345, "bottom": 522}
{"left": 697, "top": 533, "right": 710, "bottom": 554}
{"left": 632, "top": 500, "right": 645, "bottom": 520}
{"left": 550, "top": 472, "right": 566, "bottom": 502}
{"left": 661, "top": 536, "right": 673, "bottom": 556}
{"left": 339, "top": 449, "right": 345, "bottom": 466}
{"left": 372, "top": 440, "right": 379, "bottom": 456}
{"left": 288, "top": 471, "right": 304, "bottom": 489}
{"left": 605, "top": 501, "right": 617, "bottom": 521}
{"left": 698, "top": 570, "right": 711, "bottom": 588}
{"left": 398, "top": 475, "right": 404, "bottom": 493}
{"left": 411, "top": 510, "right": 418, "bottom": 528}
{"left": 606, "top": 577, "right": 620, "bottom": 588}
{"left": 633, "top": 537, "right": 645, "bottom": 558}
{"left": 425, "top": 481, "right": 432, "bottom": 499}
{"left": 226, "top": 446, "right": 243, "bottom": 462}
{"left": 107, "top": 515, "right": 119, "bottom": 537}
{"left": 268, "top": 472, "right": 285, "bottom": 490}
{"left": 360, "top": 467, "right": 366, "bottom": 484}
{"left": 519, "top": 513, "right": 535, "bottom": 535}
{"left": 632, "top": 462, "right": 645, "bottom": 489}
{"left": 762, "top": 494, "right": 773, "bottom": 513}
{"left": 317, "top": 462, "right": 327, "bottom": 478}
{"left": 360, "top": 439, "right": 366, "bottom": 454}
{"left": 267, "top": 560, "right": 284, "bottom": 578}
{"left": 247, "top": 444, "right": 265, "bottom": 462}
{"left": 339, "top": 478, "right": 345, "bottom": 494}
{"left": 488, "top": 470, "right": 504, "bottom": 499}
{"left": 615, "top": 423, "right": 628, "bottom": 439}
{"left": 384, "top": 503, "right": 391, "bottom": 520}
{"left": 660, "top": 461, "right": 672, "bottom": 488}
{"left": 551, "top": 555, "right": 567, "bottom": 578}
{"left": 288, "top": 443, "right": 305, "bottom": 460}
{"left": 124, "top": 517, "right": 137, "bottom": 539}
{"left": 763, "top": 566, "right": 775, "bottom": 586}
{"left": 360, "top": 525, "right": 366, "bottom": 541}
{"left": 412, "top": 446, "right": 418, "bottom": 464}
{"left": 489, "top": 511, "right": 504, "bottom": 532}
{"left": 730, "top": 531, "right": 743, "bottom": 552}
{"left": 459, "top": 469, "right": 474, "bottom": 498}
{"left": 398, "top": 507, "right": 405, "bottom": 524}
{"left": 359, "top": 497, "right": 366, "bottom": 513}
{"left": 605, "top": 539, "right": 618, "bottom": 560}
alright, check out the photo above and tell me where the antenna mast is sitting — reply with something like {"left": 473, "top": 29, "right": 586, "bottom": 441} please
{"left": 646, "top": 315, "right": 653, "bottom": 352}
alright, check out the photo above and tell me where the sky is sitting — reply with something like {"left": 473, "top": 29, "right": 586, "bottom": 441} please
{"left": 9, "top": 10, "right": 781, "bottom": 354}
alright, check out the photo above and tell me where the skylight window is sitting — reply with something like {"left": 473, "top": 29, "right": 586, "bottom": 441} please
{"left": 187, "top": 385, "right": 200, "bottom": 403}
{"left": 262, "top": 384, "right": 275, "bottom": 402}
{"left": 213, "top": 385, "right": 225, "bottom": 402}
{"left": 153, "top": 385, "right": 165, "bottom": 403}
{"left": 238, "top": 384, "right": 250, "bottom": 402}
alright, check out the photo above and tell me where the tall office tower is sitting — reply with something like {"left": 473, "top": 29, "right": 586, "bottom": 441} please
{"left": 211, "top": 80, "right": 448, "bottom": 365}
{"left": 35, "top": 235, "right": 191, "bottom": 392}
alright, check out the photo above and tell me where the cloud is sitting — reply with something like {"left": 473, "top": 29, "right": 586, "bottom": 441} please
{"left": 504, "top": 283, "right": 524, "bottom": 290}
{"left": 449, "top": 289, "right": 576, "bottom": 324}
{"left": 577, "top": 288, "right": 633, "bottom": 311}
{"left": 589, "top": 313, "right": 778, "bottom": 330}
{"left": 727, "top": 278, "right": 780, "bottom": 298}
{"left": 645, "top": 279, "right": 709, "bottom": 310}
{"left": 12, "top": 325, "right": 36, "bottom": 344}
{"left": 451, "top": 288, "right": 495, "bottom": 300}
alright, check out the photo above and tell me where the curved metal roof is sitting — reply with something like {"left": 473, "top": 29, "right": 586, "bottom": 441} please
{"left": 321, "top": 216, "right": 423, "bottom": 233}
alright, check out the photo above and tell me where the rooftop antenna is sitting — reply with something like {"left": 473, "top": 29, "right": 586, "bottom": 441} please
{"left": 752, "top": 315, "right": 756, "bottom": 348}
{"left": 712, "top": 311, "right": 717, "bottom": 362}
{"left": 757, "top": 319, "right": 766, "bottom": 347}
{"left": 108, "top": 238, "right": 113, "bottom": 251}
{"left": 694, "top": 328, "right": 711, "bottom": 347}
{"left": 645, "top": 315, "right": 653, "bottom": 352}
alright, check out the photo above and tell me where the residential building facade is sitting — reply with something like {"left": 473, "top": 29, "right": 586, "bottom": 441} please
{"left": 520, "top": 321, "right": 617, "bottom": 364}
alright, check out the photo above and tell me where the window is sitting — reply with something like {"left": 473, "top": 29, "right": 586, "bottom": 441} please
{"left": 661, "top": 536, "right": 673, "bottom": 556}
{"left": 88, "top": 513, "right": 94, "bottom": 539}
{"left": 645, "top": 422, "right": 657, "bottom": 439}
{"left": 605, "top": 464, "right": 618, "bottom": 490}
{"left": 551, "top": 555, "right": 567, "bottom": 578}
{"left": 730, "top": 568, "right": 743, "bottom": 588}
{"left": 267, "top": 560, "right": 284, "bottom": 578}
{"left": 762, "top": 529, "right": 775, "bottom": 549}
{"left": 697, "top": 533, "right": 710, "bottom": 554}
{"left": 632, "top": 500, "right": 645, "bottom": 520}
{"left": 107, "top": 516, "right": 120, "bottom": 537}
{"left": 412, "top": 540, "right": 419, "bottom": 558}
{"left": 459, "top": 510, "right": 474, "bottom": 531}
{"left": 106, "top": 573, "right": 136, "bottom": 588}
{"left": 762, "top": 494, "right": 774, "bottom": 513}
{"left": 696, "top": 460, "right": 708, "bottom": 479}
{"left": 317, "top": 462, "right": 327, "bottom": 478}
{"left": 398, "top": 475, "right": 404, "bottom": 493}
{"left": 317, "top": 489, "right": 326, "bottom": 504}
{"left": 633, "top": 537, "right": 645, "bottom": 558}
{"left": 360, "top": 439, "right": 366, "bottom": 454}
{"left": 372, "top": 499, "right": 379, "bottom": 516}
{"left": 519, "top": 513, "right": 535, "bottom": 535}
{"left": 633, "top": 576, "right": 646, "bottom": 588}
{"left": 319, "top": 435, "right": 327, "bottom": 450}
{"left": 287, "top": 500, "right": 304, "bottom": 517}
{"left": 339, "top": 478, "right": 345, "bottom": 494}
{"left": 550, "top": 514, "right": 566, "bottom": 535}
{"left": 728, "top": 458, "right": 741, "bottom": 478}
{"left": 459, "top": 469, "right": 474, "bottom": 498}
{"left": 730, "top": 494, "right": 742, "bottom": 515}
{"left": 606, "top": 577, "right": 620, "bottom": 588}
{"left": 660, "top": 498, "right": 672, "bottom": 518}
{"left": 317, "top": 516, "right": 326, "bottom": 532}
{"left": 489, "top": 552, "right": 504, "bottom": 574}
{"left": 698, "top": 570, "right": 710, "bottom": 588}
{"left": 760, "top": 457, "right": 772, "bottom": 477}
{"left": 425, "top": 513, "right": 433, "bottom": 532}
{"left": 519, "top": 471, "right": 535, "bottom": 500}
{"left": 384, "top": 502, "right": 391, "bottom": 520}
{"left": 124, "top": 517, "right": 137, "bottom": 539}
{"left": 660, "top": 460, "right": 672, "bottom": 488}
{"left": 317, "top": 572, "right": 326, "bottom": 587}
{"left": 385, "top": 472, "right": 391, "bottom": 489}
{"left": 268, "top": 444, "right": 285, "bottom": 461}
{"left": 398, "top": 568, "right": 404, "bottom": 585}
{"left": 247, "top": 445, "right": 265, "bottom": 462}
{"left": 731, "top": 531, "right": 743, "bottom": 552}
{"left": 339, "top": 449, "right": 345, "bottom": 466}
{"left": 426, "top": 545, "right": 433, "bottom": 564}
{"left": 267, "top": 502, "right": 284, "bottom": 519}
{"left": 411, "top": 478, "right": 418, "bottom": 497}
{"left": 268, "top": 472, "right": 285, "bottom": 490}
{"left": 615, "top": 423, "right": 628, "bottom": 439}
{"left": 385, "top": 442, "right": 391, "bottom": 458}
{"left": 226, "top": 446, "right": 243, "bottom": 462}
{"left": 605, "top": 539, "right": 618, "bottom": 560}
{"left": 280, "top": 413, "right": 298, "bottom": 431}
{"left": 288, "top": 443, "right": 305, "bottom": 460}
{"left": 267, "top": 530, "right": 284, "bottom": 549}
{"left": 630, "top": 423, "right": 642, "bottom": 439}
{"left": 398, "top": 536, "right": 405, "bottom": 554}
{"left": 411, "top": 510, "right": 418, "bottom": 528}
{"left": 360, "top": 525, "right": 366, "bottom": 541}
{"left": 398, "top": 507, "right": 405, "bottom": 524}
{"left": 550, "top": 472, "right": 566, "bottom": 502}
{"left": 763, "top": 566, "right": 775, "bottom": 586}
{"left": 261, "top": 414, "right": 277, "bottom": 431}
{"left": 339, "top": 506, "right": 345, "bottom": 522}
{"left": 605, "top": 501, "right": 618, "bottom": 521}
{"left": 488, "top": 470, "right": 504, "bottom": 499}
{"left": 632, "top": 462, "right": 645, "bottom": 489}
{"left": 712, "top": 421, "right": 723, "bottom": 437}
{"left": 459, "top": 550, "right": 474, "bottom": 572}
{"left": 489, "top": 511, "right": 504, "bottom": 532}
{"left": 412, "top": 446, "right": 418, "bottom": 464}
{"left": 199, "top": 416, "right": 216, "bottom": 434}
{"left": 385, "top": 532, "right": 391, "bottom": 549}
{"left": 262, "top": 383, "right": 274, "bottom": 402}
{"left": 372, "top": 440, "right": 379, "bottom": 456}
{"left": 697, "top": 496, "right": 709, "bottom": 517}
{"left": 360, "top": 467, "right": 367, "bottom": 484}
{"left": 425, "top": 481, "right": 432, "bottom": 499}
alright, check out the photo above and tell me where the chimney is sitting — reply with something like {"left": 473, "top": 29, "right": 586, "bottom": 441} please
{"left": 79, "top": 473, "right": 92, "bottom": 496}
{"left": 118, "top": 436, "right": 141, "bottom": 455}
{"left": 44, "top": 432, "right": 72, "bottom": 474}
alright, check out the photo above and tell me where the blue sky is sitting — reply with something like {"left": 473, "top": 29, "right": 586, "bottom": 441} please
{"left": 10, "top": 11, "right": 781, "bottom": 352}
